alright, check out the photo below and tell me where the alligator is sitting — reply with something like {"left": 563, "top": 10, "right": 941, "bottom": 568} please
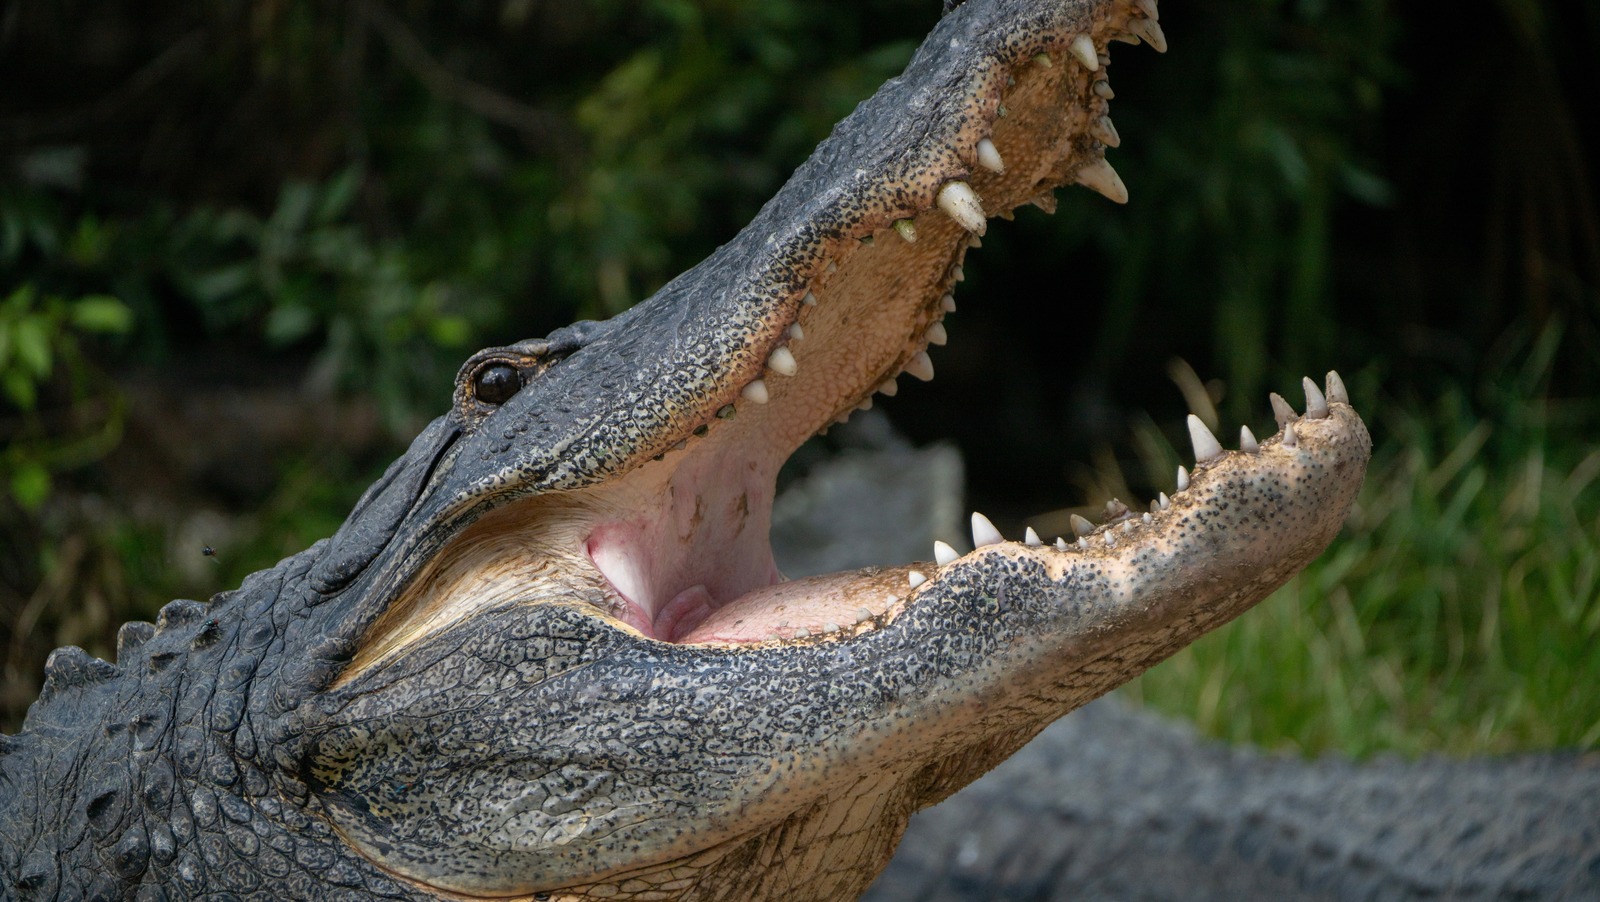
{"left": 0, "top": 0, "right": 1373, "bottom": 898}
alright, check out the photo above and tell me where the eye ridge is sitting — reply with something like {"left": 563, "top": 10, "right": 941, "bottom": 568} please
{"left": 472, "top": 363, "right": 522, "bottom": 406}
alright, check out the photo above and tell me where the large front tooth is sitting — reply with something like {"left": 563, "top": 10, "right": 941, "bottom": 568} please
{"left": 1187, "top": 415, "right": 1224, "bottom": 463}
{"left": 1325, "top": 370, "right": 1349, "bottom": 404}
{"left": 1240, "top": 425, "right": 1260, "bottom": 453}
{"left": 925, "top": 322, "right": 948, "bottom": 346}
{"left": 1128, "top": 18, "right": 1168, "bottom": 52}
{"left": 1075, "top": 159, "right": 1129, "bottom": 204}
{"left": 971, "top": 512, "right": 1004, "bottom": 548}
{"left": 1269, "top": 392, "right": 1296, "bottom": 426}
{"left": 1303, "top": 376, "right": 1329, "bottom": 419}
{"left": 742, "top": 379, "right": 770, "bottom": 404}
{"left": 937, "top": 181, "right": 987, "bottom": 235}
{"left": 975, "top": 138, "right": 1005, "bottom": 173}
{"left": 768, "top": 346, "right": 798, "bottom": 376}
{"left": 1069, "top": 35, "right": 1100, "bottom": 71}
{"left": 1092, "top": 116, "right": 1121, "bottom": 148}
{"left": 905, "top": 351, "right": 935, "bottom": 382}
{"left": 933, "top": 541, "right": 959, "bottom": 565}
{"left": 1024, "top": 527, "right": 1043, "bottom": 546}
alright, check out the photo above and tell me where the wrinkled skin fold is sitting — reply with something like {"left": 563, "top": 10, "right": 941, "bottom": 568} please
{"left": 1, "top": 0, "right": 1369, "bottom": 900}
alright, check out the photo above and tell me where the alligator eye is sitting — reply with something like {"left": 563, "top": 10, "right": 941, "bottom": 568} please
{"left": 473, "top": 364, "right": 521, "bottom": 406}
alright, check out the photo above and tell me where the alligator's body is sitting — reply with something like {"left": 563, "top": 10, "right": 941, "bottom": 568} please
{"left": 1, "top": 1, "right": 1376, "bottom": 898}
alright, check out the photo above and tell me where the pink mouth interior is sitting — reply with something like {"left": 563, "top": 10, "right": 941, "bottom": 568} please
{"left": 584, "top": 444, "right": 785, "bottom": 643}
{"left": 583, "top": 440, "right": 910, "bottom": 645}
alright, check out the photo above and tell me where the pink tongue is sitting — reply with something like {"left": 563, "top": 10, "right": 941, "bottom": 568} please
{"left": 657, "top": 585, "right": 716, "bottom": 641}
{"left": 677, "top": 566, "right": 914, "bottom": 644}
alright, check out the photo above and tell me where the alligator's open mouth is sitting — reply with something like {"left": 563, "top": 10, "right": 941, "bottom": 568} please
{"left": 335, "top": 0, "right": 1350, "bottom": 687}
{"left": 344, "top": 0, "right": 1169, "bottom": 678}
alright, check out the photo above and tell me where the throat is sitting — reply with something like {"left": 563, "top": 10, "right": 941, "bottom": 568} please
{"left": 586, "top": 439, "right": 784, "bottom": 642}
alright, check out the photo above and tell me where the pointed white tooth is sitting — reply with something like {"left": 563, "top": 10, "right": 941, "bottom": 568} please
{"left": 937, "top": 181, "right": 987, "bottom": 235}
{"left": 1128, "top": 17, "right": 1167, "bottom": 52}
{"left": 1033, "top": 51, "right": 1054, "bottom": 68}
{"left": 827, "top": 260, "right": 838, "bottom": 273}
{"left": 877, "top": 378, "right": 898, "bottom": 397}
{"left": 1326, "top": 370, "right": 1349, "bottom": 404}
{"left": 857, "top": 607, "right": 874, "bottom": 622}
{"left": 1069, "top": 35, "right": 1099, "bottom": 71}
{"left": 1070, "top": 514, "right": 1095, "bottom": 537}
{"left": 1078, "top": 537, "right": 1089, "bottom": 549}
{"left": 908, "top": 570, "right": 927, "bottom": 588}
{"left": 1093, "top": 79, "right": 1115, "bottom": 99}
{"left": 1240, "top": 425, "right": 1260, "bottom": 453}
{"left": 967, "top": 235, "right": 982, "bottom": 248}
{"left": 796, "top": 628, "right": 810, "bottom": 638}
{"left": 1024, "top": 527, "right": 1043, "bottom": 546}
{"left": 941, "top": 294, "right": 957, "bottom": 313}
{"left": 768, "top": 346, "right": 798, "bottom": 377}
{"left": 1075, "top": 158, "right": 1129, "bottom": 204}
{"left": 1104, "top": 531, "right": 1116, "bottom": 547}
{"left": 824, "top": 622, "right": 840, "bottom": 634}
{"left": 1283, "top": 421, "right": 1298, "bottom": 447}
{"left": 894, "top": 219, "right": 918, "bottom": 243}
{"left": 1122, "top": 520, "right": 1135, "bottom": 533}
{"left": 1142, "top": 512, "right": 1153, "bottom": 524}
{"left": 976, "top": 137, "right": 1004, "bottom": 173}
{"left": 905, "top": 351, "right": 935, "bottom": 382}
{"left": 934, "top": 541, "right": 959, "bottom": 565}
{"left": 741, "top": 380, "right": 770, "bottom": 404}
{"left": 951, "top": 264, "right": 965, "bottom": 282}
{"left": 1055, "top": 537, "right": 1069, "bottom": 551}
{"left": 1158, "top": 491, "right": 1171, "bottom": 510}
{"left": 1092, "top": 116, "right": 1122, "bottom": 148}
{"left": 1136, "top": 0, "right": 1159, "bottom": 20}
{"left": 803, "top": 291, "right": 817, "bottom": 306}
{"left": 857, "top": 397, "right": 873, "bottom": 411}
{"left": 1269, "top": 392, "right": 1296, "bottom": 426}
{"left": 1187, "top": 414, "right": 1224, "bottom": 463}
{"left": 1303, "top": 376, "right": 1328, "bottom": 419}
{"left": 971, "top": 512, "right": 1004, "bottom": 548}
{"left": 1176, "top": 465, "right": 1190, "bottom": 491}
{"left": 1030, "top": 192, "right": 1058, "bottom": 214}
{"left": 925, "top": 322, "right": 948, "bottom": 346}
{"left": 788, "top": 323, "right": 804, "bottom": 341}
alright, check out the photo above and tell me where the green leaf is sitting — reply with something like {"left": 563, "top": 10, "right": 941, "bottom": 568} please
{"left": 13, "top": 315, "right": 53, "bottom": 379}
{"left": 70, "top": 295, "right": 134, "bottom": 333}
{"left": 9, "top": 461, "right": 52, "bottom": 511}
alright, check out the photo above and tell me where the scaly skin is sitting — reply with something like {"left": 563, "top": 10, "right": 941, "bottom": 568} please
{"left": 1, "top": 0, "right": 1368, "bottom": 899}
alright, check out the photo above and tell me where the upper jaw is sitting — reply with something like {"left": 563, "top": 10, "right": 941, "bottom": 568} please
{"left": 361, "top": 0, "right": 1161, "bottom": 652}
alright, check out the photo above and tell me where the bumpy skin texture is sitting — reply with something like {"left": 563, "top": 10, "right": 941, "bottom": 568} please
{"left": 870, "top": 698, "right": 1600, "bottom": 901}
{"left": 0, "top": 0, "right": 1377, "bottom": 899}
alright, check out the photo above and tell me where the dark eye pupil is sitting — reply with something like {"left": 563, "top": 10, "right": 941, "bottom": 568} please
{"left": 473, "top": 364, "right": 520, "bottom": 405}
